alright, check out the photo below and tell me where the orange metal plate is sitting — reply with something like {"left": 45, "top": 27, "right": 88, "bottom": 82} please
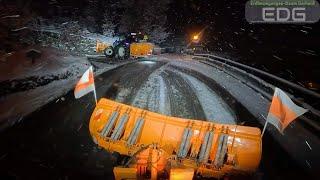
{"left": 89, "top": 98, "right": 262, "bottom": 178}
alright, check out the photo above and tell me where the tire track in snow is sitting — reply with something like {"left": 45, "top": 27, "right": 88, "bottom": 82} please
{"left": 146, "top": 87, "right": 158, "bottom": 111}
{"left": 158, "top": 77, "right": 170, "bottom": 115}
{"left": 132, "top": 75, "right": 159, "bottom": 110}
{"left": 131, "top": 64, "right": 171, "bottom": 115}
{"left": 161, "top": 69, "right": 206, "bottom": 120}
{"left": 112, "top": 61, "right": 166, "bottom": 104}
{"left": 100, "top": 60, "right": 236, "bottom": 124}
{"left": 176, "top": 71, "right": 236, "bottom": 124}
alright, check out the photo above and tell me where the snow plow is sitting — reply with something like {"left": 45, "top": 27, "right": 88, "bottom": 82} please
{"left": 96, "top": 33, "right": 154, "bottom": 59}
{"left": 89, "top": 98, "right": 262, "bottom": 179}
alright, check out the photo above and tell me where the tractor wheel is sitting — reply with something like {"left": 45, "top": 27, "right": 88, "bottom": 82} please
{"left": 104, "top": 46, "right": 114, "bottom": 58}
{"left": 115, "top": 45, "right": 129, "bottom": 60}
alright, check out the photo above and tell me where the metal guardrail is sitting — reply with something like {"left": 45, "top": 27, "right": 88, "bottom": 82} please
{"left": 193, "top": 53, "right": 320, "bottom": 131}
{"left": 194, "top": 53, "right": 320, "bottom": 99}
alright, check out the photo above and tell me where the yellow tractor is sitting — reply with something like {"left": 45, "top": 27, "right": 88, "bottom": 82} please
{"left": 96, "top": 33, "right": 154, "bottom": 59}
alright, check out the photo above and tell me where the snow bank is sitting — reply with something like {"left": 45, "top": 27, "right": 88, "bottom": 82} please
{"left": 82, "top": 33, "right": 118, "bottom": 46}
{"left": 0, "top": 47, "right": 129, "bottom": 130}
{"left": 0, "top": 47, "right": 88, "bottom": 81}
{"left": 28, "top": 23, "right": 118, "bottom": 56}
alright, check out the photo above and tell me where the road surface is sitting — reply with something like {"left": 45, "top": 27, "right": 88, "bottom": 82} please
{"left": 0, "top": 56, "right": 315, "bottom": 179}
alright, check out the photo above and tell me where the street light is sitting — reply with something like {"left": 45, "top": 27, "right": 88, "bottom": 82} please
{"left": 192, "top": 33, "right": 200, "bottom": 44}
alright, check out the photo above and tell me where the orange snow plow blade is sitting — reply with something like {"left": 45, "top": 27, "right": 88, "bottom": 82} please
{"left": 113, "top": 167, "right": 137, "bottom": 180}
{"left": 89, "top": 98, "right": 262, "bottom": 179}
{"left": 130, "top": 42, "right": 154, "bottom": 57}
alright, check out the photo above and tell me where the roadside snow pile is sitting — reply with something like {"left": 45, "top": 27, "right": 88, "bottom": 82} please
{"left": 36, "top": 29, "right": 118, "bottom": 56}
{"left": 0, "top": 47, "right": 87, "bottom": 81}
{"left": 26, "top": 21, "right": 118, "bottom": 56}
{"left": 83, "top": 32, "right": 118, "bottom": 46}
{"left": 0, "top": 47, "right": 123, "bottom": 130}
{"left": 0, "top": 47, "right": 89, "bottom": 129}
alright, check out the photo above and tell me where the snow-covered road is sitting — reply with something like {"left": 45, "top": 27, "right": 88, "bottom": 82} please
{"left": 0, "top": 54, "right": 317, "bottom": 179}
{"left": 0, "top": 57, "right": 250, "bottom": 179}
{"left": 95, "top": 59, "right": 245, "bottom": 124}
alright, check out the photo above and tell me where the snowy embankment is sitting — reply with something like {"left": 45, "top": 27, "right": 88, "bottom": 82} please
{"left": 0, "top": 47, "right": 125, "bottom": 130}
{"left": 0, "top": 19, "right": 124, "bottom": 130}
{"left": 28, "top": 23, "right": 119, "bottom": 56}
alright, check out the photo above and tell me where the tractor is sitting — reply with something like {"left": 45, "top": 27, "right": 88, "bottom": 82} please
{"left": 96, "top": 32, "right": 154, "bottom": 60}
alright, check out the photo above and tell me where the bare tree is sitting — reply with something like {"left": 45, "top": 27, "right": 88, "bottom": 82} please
{"left": 141, "top": 0, "right": 170, "bottom": 44}
{"left": 117, "top": 0, "right": 170, "bottom": 44}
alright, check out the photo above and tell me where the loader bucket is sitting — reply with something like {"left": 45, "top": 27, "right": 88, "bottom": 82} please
{"left": 96, "top": 40, "right": 110, "bottom": 53}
